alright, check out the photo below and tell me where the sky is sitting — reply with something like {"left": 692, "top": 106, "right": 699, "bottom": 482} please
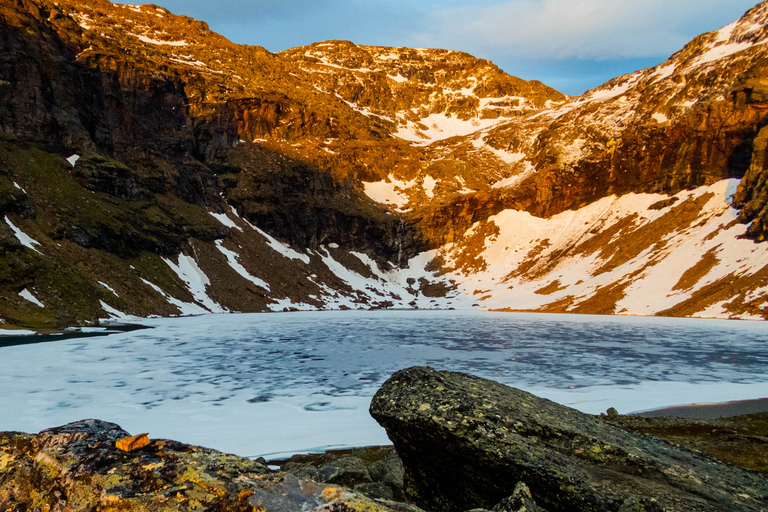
{"left": 115, "top": 0, "right": 760, "bottom": 95}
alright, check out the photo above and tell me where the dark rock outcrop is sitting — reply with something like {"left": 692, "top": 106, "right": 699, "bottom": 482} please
{"left": 0, "top": 419, "right": 423, "bottom": 512}
{"left": 275, "top": 445, "right": 406, "bottom": 502}
{"left": 369, "top": 366, "right": 768, "bottom": 512}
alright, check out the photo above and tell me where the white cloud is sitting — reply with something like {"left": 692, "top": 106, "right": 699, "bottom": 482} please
{"left": 427, "top": 0, "right": 757, "bottom": 59}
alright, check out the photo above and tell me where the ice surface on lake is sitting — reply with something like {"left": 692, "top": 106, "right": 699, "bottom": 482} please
{"left": 1, "top": 311, "right": 766, "bottom": 459}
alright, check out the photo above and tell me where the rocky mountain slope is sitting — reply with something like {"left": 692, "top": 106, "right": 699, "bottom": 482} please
{"left": 1, "top": 0, "right": 768, "bottom": 329}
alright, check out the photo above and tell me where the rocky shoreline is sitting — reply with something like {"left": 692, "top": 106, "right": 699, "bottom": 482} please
{"left": 2, "top": 367, "right": 767, "bottom": 511}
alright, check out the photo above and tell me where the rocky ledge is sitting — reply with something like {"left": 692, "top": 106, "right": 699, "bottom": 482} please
{"left": 2, "top": 368, "right": 768, "bottom": 512}
{"left": 369, "top": 367, "right": 768, "bottom": 512}
{"left": 0, "top": 419, "right": 421, "bottom": 512}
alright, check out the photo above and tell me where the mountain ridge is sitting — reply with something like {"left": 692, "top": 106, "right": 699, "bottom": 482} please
{"left": 2, "top": 0, "right": 768, "bottom": 329}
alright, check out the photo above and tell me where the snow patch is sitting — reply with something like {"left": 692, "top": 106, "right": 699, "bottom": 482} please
{"left": 215, "top": 240, "right": 270, "bottom": 291}
{"left": 209, "top": 211, "right": 243, "bottom": 232}
{"left": 422, "top": 176, "right": 437, "bottom": 199}
{"left": 363, "top": 175, "right": 417, "bottom": 209}
{"left": 19, "top": 289, "right": 43, "bottom": 308}
{"left": 652, "top": 112, "right": 668, "bottom": 124}
{"left": 5, "top": 216, "right": 42, "bottom": 254}
{"left": 652, "top": 64, "right": 676, "bottom": 81}
{"left": 99, "top": 301, "right": 128, "bottom": 319}
{"left": 132, "top": 34, "right": 188, "bottom": 46}
{"left": 99, "top": 282, "right": 119, "bottom": 297}
{"left": 491, "top": 163, "right": 536, "bottom": 189}
{"left": 694, "top": 40, "right": 758, "bottom": 66}
{"left": 163, "top": 255, "right": 226, "bottom": 313}
{"left": 140, "top": 278, "right": 209, "bottom": 316}
{"left": 394, "top": 113, "right": 507, "bottom": 144}
{"left": 246, "top": 222, "right": 311, "bottom": 264}
{"left": 473, "top": 137, "right": 526, "bottom": 164}
{"left": 66, "top": 154, "right": 80, "bottom": 167}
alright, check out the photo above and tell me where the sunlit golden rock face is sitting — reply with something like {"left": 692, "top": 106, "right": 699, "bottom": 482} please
{"left": 2, "top": 0, "right": 768, "bottom": 327}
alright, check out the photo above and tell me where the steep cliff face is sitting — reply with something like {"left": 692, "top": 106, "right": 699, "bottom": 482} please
{"left": 2, "top": 0, "right": 768, "bottom": 329}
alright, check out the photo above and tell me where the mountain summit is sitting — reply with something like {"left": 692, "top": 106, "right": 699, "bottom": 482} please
{"left": 1, "top": 0, "right": 768, "bottom": 329}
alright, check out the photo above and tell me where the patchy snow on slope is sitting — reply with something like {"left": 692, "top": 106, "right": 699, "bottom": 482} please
{"left": 139, "top": 278, "right": 209, "bottom": 316}
{"left": 491, "top": 162, "right": 536, "bottom": 189}
{"left": 394, "top": 113, "right": 506, "bottom": 144}
{"left": 210, "top": 211, "right": 242, "bottom": 232}
{"left": 362, "top": 174, "right": 417, "bottom": 209}
{"left": 436, "top": 179, "right": 767, "bottom": 320}
{"left": 5, "top": 216, "right": 42, "bottom": 254}
{"left": 215, "top": 240, "right": 270, "bottom": 291}
{"left": 652, "top": 64, "right": 677, "bottom": 81}
{"left": 163, "top": 255, "right": 226, "bottom": 313}
{"left": 169, "top": 57, "right": 206, "bottom": 68}
{"left": 245, "top": 222, "right": 311, "bottom": 264}
{"left": 19, "top": 289, "right": 43, "bottom": 308}
{"left": 694, "top": 40, "right": 759, "bottom": 66}
{"left": 131, "top": 33, "right": 188, "bottom": 46}
{"left": 99, "top": 282, "right": 119, "bottom": 296}
{"left": 422, "top": 175, "right": 437, "bottom": 198}
{"left": 473, "top": 137, "right": 526, "bottom": 164}
{"left": 652, "top": 112, "right": 669, "bottom": 123}
{"left": 99, "top": 300, "right": 128, "bottom": 319}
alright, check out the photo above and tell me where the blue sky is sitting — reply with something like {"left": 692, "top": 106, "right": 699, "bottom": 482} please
{"left": 116, "top": 0, "right": 759, "bottom": 95}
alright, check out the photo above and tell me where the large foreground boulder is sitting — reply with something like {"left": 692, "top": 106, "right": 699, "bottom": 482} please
{"left": 369, "top": 366, "right": 768, "bottom": 512}
{"left": 0, "top": 419, "right": 421, "bottom": 512}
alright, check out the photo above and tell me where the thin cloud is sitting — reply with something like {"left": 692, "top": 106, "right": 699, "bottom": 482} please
{"left": 426, "top": 0, "right": 757, "bottom": 59}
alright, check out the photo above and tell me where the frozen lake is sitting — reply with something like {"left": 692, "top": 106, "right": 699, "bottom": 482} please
{"left": 1, "top": 310, "right": 767, "bottom": 458}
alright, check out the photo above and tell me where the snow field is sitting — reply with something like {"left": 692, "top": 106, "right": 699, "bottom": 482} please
{"left": 437, "top": 179, "right": 768, "bottom": 319}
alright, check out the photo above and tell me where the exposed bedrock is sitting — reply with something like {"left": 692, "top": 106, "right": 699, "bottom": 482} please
{"left": 0, "top": 419, "right": 425, "bottom": 512}
{"left": 369, "top": 366, "right": 768, "bottom": 512}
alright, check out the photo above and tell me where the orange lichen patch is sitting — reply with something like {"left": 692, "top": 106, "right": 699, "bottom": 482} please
{"left": 115, "top": 433, "right": 150, "bottom": 452}
{"left": 534, "top": 279, "right": 566, "bottom": 296}
{"left": 587, "top": 194, "right": 715, "bottom": 276}
{"left": 450, "top": 220, "right": 500, "bottom": 275}
{"left": 321, "top": 487, "right": 343, "bottom": 502}
{"left": 504, "top": 238, "right": 552, "bottom": 280}
{"left": 671, "top": 247, "right": 721, "bottom": 291}
{"left": 237, "top": 490, "right": 255, "bottom": 499}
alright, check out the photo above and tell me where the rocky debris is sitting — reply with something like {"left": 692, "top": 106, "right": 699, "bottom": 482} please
{"left": 370, "top": 366, "right": 768, "bottom": 512}
{"left": 602, "top": 410, "right": 768, "bottom": 478}
{"left": 0, "top": 419, "right": 424, "bottom": 512}
{"left": 275, "top": 445, "right": 406, "bottom": 502}
{"left": 467, "top": 482, "right": 549, "bottom": 512}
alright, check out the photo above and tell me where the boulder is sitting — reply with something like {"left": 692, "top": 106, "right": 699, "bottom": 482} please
{"left": 0, "top": 419, "right": 421, "bottom": 512}
{"left": 369, "top": 366, "right": 768, "bottom": 512}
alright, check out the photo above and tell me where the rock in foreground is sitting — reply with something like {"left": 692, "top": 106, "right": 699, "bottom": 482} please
{"left": 369, "top": 366, "right": 768, "bottom": 512}
{"left": 0, "top": 419, "right": 420, "bottom": 512}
